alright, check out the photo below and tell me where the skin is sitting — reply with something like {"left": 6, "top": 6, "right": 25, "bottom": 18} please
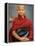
{"left": 12, "top": 5, "right": 29, "bottom": 41}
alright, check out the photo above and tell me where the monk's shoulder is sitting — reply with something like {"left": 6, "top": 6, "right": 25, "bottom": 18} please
{"left": 13, "top": 16, "right": 18, "bottom": 24}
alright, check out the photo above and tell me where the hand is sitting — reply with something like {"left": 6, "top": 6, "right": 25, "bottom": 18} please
{"left": 25, "top": 37, "right": 29, "bottom": 40}
{"left": 20, "top": 37, "right": 29, "bottom": 41}
{"left": 19, "top": 37, "right": 26, "bottom": 41}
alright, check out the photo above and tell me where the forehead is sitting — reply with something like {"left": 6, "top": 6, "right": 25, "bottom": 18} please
{"left": 16, "top": 5, "right": 25, "bottom": 9}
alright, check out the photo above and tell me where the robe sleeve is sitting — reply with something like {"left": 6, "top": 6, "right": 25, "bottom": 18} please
{"left": 28, "top": 20, "right": 33, "bottom": 41}
{"left": 12, "top": 19, "right": 18, "bottom": 31}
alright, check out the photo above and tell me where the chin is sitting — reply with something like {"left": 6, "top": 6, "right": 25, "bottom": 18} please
{"left": 19, "top": 14, "right": 23, "bottom": 16}
{"left": 20, "top": 15, "right": 23, "bottom": 16}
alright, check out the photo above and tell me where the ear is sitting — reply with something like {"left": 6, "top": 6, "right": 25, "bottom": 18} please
{"left": 16, "top": 5, "right": 20, "bottom": 11}
{"left": 16, "top": 7, "right": 19, "bottom": 11}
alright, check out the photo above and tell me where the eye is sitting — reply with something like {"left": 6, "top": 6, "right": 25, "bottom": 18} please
{"left": 18, "top": 9, "right": 21, "bottom": 11}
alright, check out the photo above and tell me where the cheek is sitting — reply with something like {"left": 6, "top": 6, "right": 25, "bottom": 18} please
{"left": 17, "top": 11, "right": 20, "bottom": 13}
{"left": 23, "top": 11, "right": 25, "bottom": 13}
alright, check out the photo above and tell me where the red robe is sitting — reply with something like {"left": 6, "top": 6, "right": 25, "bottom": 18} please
{"left": 9, "top": 15, "right": 33, "bottom": 42}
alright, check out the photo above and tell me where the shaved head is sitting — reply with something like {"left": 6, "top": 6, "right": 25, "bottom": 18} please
{"left": 16, "top": 5, "right": 25, "bottom": 11}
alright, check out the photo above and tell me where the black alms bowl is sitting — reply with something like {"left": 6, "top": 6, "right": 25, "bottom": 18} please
{"left": 16, "top": 27, "right": 29, "bottom": 37}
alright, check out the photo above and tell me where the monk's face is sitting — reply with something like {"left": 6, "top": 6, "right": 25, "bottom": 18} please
{"left": 16, "top": 5, "right": 25, "bottom": 16}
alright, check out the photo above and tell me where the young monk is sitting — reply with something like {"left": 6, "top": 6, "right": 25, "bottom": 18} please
{"left": 9, "top": 5, "right": 33, "bottom": 42}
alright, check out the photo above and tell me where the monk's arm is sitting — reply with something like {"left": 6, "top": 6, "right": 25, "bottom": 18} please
{"left": 12, "top": 30, "right": 27, "bottom": 41}
{"left": 12, "top": 30, "right": 22, "bottom": 41}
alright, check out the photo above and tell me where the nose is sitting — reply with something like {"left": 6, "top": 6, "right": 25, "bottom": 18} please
{"left": 20, "top": 11, "right": 23, "bottom": 13}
